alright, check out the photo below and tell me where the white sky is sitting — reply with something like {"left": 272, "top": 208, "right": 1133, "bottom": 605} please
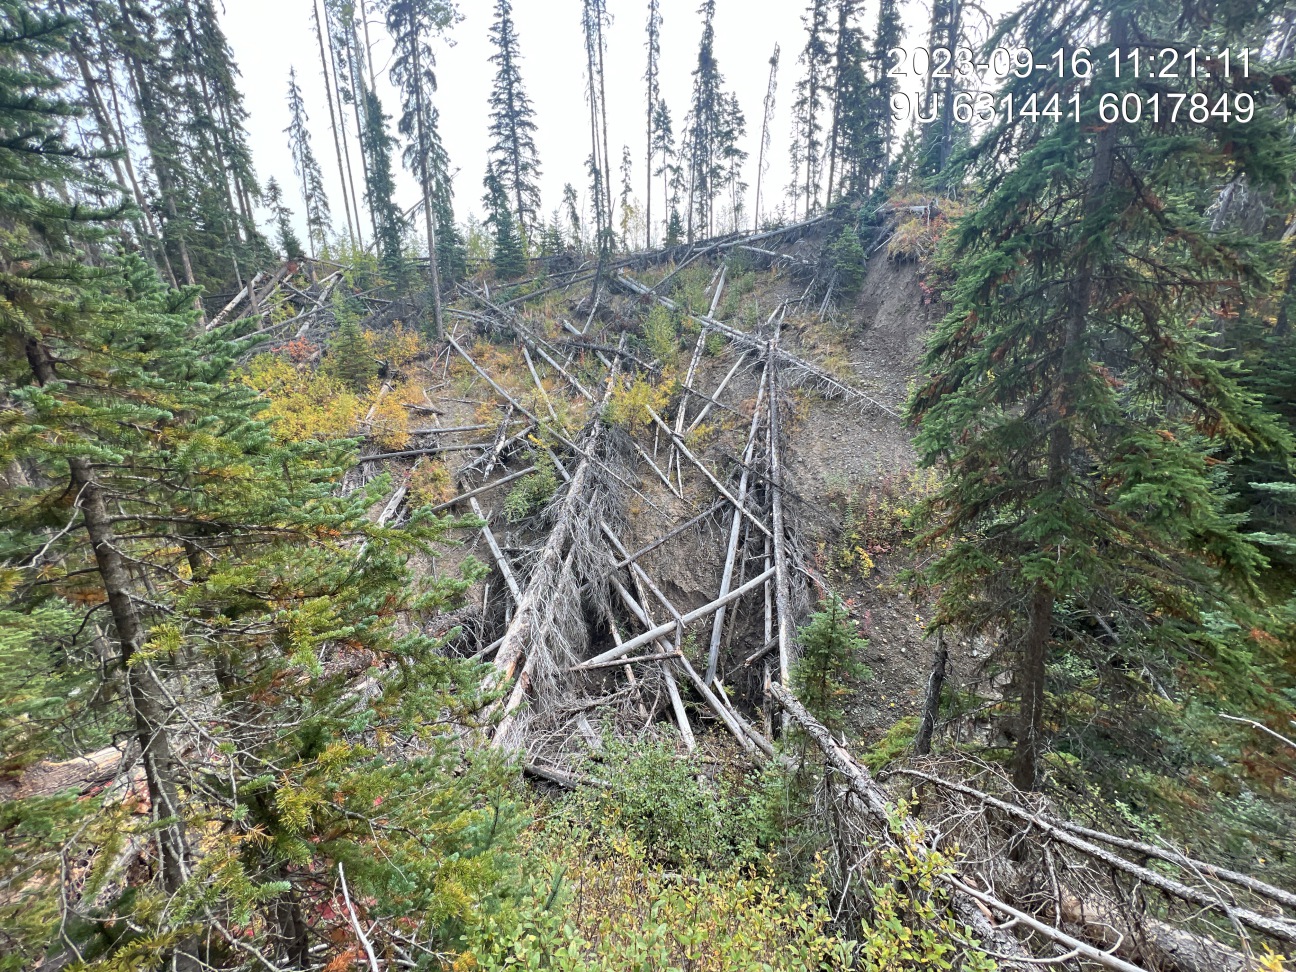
{"left": 218, "top": 0, "right": 938, "bottom": 247}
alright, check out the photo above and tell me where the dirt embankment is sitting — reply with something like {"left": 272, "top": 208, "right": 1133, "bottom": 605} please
{"left": 782, "top": 254, "right": 952, "bottom": 740}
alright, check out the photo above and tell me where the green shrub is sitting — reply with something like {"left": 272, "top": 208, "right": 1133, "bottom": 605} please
{"left": 642, "top": 304, "right": 680, "bottom": 364}
{"left": 793, "top": 596, "right": 872, "bottom": 734}
{"left": 504, "top": 455, "right": 559, "bottom": 522}
{"left": 829, "top": 227, "right": 867, "bottom": 300}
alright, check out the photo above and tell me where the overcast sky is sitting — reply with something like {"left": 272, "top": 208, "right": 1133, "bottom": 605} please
{"left": 218, "top": 0, "right": 941, "bottom": 248}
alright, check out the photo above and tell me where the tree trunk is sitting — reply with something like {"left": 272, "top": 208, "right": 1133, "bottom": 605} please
{"left": 1013, "top": 31, "right": 1119, "bottom": 790}
{"left": 914, "top": 629, "right": 947, "bottom": 756}
{"left": 314, "top": 0, "right": 358, "bottom": 248}
{"left": 24, "top": 339, "right": 193, "bottom": 966}
{"left": 1012, "top": 583, "right": 1054, "bottom": 789}
{"left": 411, "top": 36, "right": 445, "bottom": 340}
{"left": 345, "top": 23, "right": 378, "bottom": 246}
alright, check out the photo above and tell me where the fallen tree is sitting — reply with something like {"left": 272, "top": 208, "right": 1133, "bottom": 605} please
{"left": 770, "top": 683, "right": 1285, "bottom": 972}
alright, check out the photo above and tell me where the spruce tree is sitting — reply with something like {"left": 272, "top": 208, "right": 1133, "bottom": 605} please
{"left": 619, "top": 143, "right": 635, "bottom": 249}
{"left": 384, "top": 0, "right": 460, "bottom": 338}
{"left": 793, "top": 597, "right": 871, "bottom": 734}
{"left": 857, "top": 0, "right": 902, "bottom": 194}
{"left": 286, "top": 65, "right": 333, "bottom": 256}
{"left": 915, "top": 0, "right": 967, "bottom": 183}
{"left": 0, "top": 11, "right": 508, "bottom": 964}
{"left": 484, "top": 163, "right": 526, "bottom": 279}
{"left": 684, "top": 0, "right": 746, "bottom": 241}
{"left": 910, "top": 0, "right": 1295, "bottom": 790}
{"left": 822, "top": 0, "right": 863, "bottom": 203}
{"left": 645, "top": 0, "right": 662, "bottom": 249}
{"left": 266, "top": 176, "right": 306, "bottom": 260}
{"left": 359, "top": 84, "right": 406, "bottom": 277}
{"left": 651, "top": 97, "right": 676, "bottom": 244}
{"left": 57, "top": 0, "right": 275, "bottom": 292}
{"left": 487, "top": 0, "right": 542, "bottom": 239}
{"left": 562, "top": 181, "right": 584, "bottom": 251}
{"left": 791, "top": 0, "right": 831, "bottom": 216}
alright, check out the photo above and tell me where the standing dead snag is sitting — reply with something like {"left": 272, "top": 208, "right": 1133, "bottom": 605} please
{"left": 914, "top": 629, "right": 948, "bottom": 756}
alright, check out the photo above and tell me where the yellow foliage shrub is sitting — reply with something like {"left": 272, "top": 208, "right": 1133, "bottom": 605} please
{"left": 605, "top": 376, "right": 672, "bottom": 431}
{"left": 365, "top": 322, "right": 423, "bottom": 375}
{"left": 367, "top": 391, "right": 410, "bottom": 451}
{"left": 240, "top": 355, "right": 363, "bottom": 443}
{"left": 886, "top": 195, "right": 967, "bottom": 262}
{"left": 409, "top": 460, "right": 454, "bottom": 507}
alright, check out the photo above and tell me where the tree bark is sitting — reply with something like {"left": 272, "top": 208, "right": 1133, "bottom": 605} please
{"left": 914, "top": 629, "right": 947, "bottom": 756}
{"left": 410, "top": 30, "right": 445, "bottom": 340}
{"left": 24, "top": 339, "right": 193, "bottom": 964}
{"left": 314, "top": 0, "right": 358, "bottom": 248}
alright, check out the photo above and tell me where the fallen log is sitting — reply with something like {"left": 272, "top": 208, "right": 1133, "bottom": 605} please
{"left": 610, "top": 501, "right": 726, "bottom": 569}
{"left": 608, "top": 580, "right": 756, "bottom": 755}
{"left": 891, "top": 768, "right": 1296, "bottom": 937}
{"left": 707, "top": 358, "right": 769, "bottom": 685}
{"left": 767, "top": 346, "right": 796, "bottom": 704}
{"left": 643, "top": 404, "right": 771, "bottom": 539}
{"left": 486, "top": 362, "right": 621, "bottom": 748}
{"left": 773, "top": 683, "right": 1274, "bottom": 972}
{"left": 425, "top": 466, "right": 537, "bottom": 515}
{"left": 571, "top": 650, "right": 682, "bottom": 673}
{"left": 616, "top": 271, "right": 898, "bottom": 415}
{"left": 579, "top": 567, "right": 775, "bottom": 669}
{"left": 469, "top": 498, "right": 522, "bottom": 603}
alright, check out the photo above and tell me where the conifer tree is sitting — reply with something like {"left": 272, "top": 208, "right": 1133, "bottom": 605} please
{"left": 684, "top": 0, "right": 746, "bottom": 241}
{"left": 793, "top": 597, "right": 871, "bottom": 734}
{"left": 857, "top": 0, "right": 902, "bottom": 193}
{"left": 57, "top": 0, "right": 274, "bottom": 292}
{"left": 915, "top": 0, "right": 966, "bottom": 182}
{"left": 359, "top": 85, "right": 407, "bottom": 276}
{"left": 823, "top": 0, "right": 862, "bottom": 203}
{"left": 910, "top": 0, "right": 1295, "bottom": 790}
{"left": 487, "top": 0, "right": 542, "bottom": 239}
{"left": 791, "top": 0, "right": 831, "bottom": 216}
{"left": 285, "top": 65, "right": 332, "bottom": 256}
{"left": 384, "top": 0, "right": 460, "bottom": 338}
{"left": 651, "top": 97, "right": 676, "bottom": 244}
{"left": 0, "top": 11, "right": 507, "bottom": 964}
{"left": 562, "top": 181, "right": 584, "bottom": 251}
{"left": 484, "top": 163, "right": 526, "bottom": 279}
{"left": 266, "top": 176, "right": 306, "bottom": 260}
{"left": 754, "top": 44, "right": 780, "bottom": 231}
{"left": 619, "top": 143, "right": 635, "bottom": 249}
{"left": 645, "top": 0, "right": 662, "bottom": 249}
{"left": 822, "top": 0, "right": 872, "bottom": 202}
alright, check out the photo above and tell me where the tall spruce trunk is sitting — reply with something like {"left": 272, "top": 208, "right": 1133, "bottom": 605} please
{"left": 314, "top": 0, "right": 358, "bottom": 248}
{"left": 24, "top": 340, "right": 193, "bottom": 961}
{"left": 1011, "top": 59, "right": 1118, "bottom": 790}
{"left": 411, "top": 35, "right": 445, "bottom": 340}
